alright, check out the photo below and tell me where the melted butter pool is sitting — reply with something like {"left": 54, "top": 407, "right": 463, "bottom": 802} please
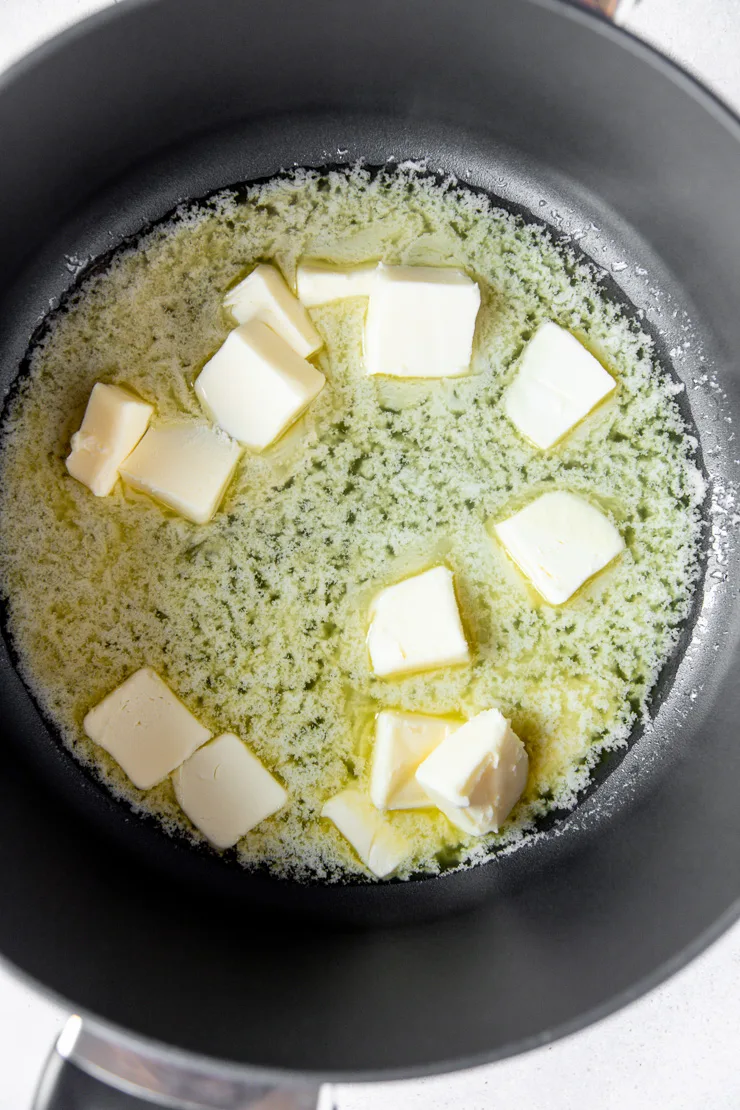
{"left": 0, "top": 166, "right": 704, "bottom": 880}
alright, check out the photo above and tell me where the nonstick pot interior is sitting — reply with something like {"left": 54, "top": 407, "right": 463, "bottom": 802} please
{"left": 0, "top": 0, "right": 739, "bottom": 1079}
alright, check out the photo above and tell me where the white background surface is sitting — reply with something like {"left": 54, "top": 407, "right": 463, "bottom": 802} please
{"left": 1, "top": 0, "right": 739, "bottom": 1107}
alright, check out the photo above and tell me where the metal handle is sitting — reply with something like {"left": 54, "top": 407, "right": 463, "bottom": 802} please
{"left": 34, "top": 1017, "right": 322, "bottom": 1110}
{"left": 35, "top": 1052, "right": 163, "bottom": 1110}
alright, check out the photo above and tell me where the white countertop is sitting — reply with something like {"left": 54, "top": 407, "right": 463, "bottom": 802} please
{"left": 1, "top": 1, "right": 739, "bottom": 1107}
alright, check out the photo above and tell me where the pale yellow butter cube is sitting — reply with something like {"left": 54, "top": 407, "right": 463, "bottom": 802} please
{"left": 366, "top": 566, "right": 470, "bottom": 678}
{"left": 415, "top": 708, "right": 528, "bottom": 836}
{"left": 223, "top": 263, "right": 322, "bottom": 357}
{"left": 296, "top": 262, "right": 377, "bottom": 306}
{"left": 173, "top": 733, "right": 288, "bottom": 849}
{"left": 494, "top": 490, "right": 624, "bottom": 605}
{"left": 370, "top": 711, "right": 458, "bottom": 810}
{"left": 84, "top": 667, "right": 211, "bottom": 790}
{"left": 66, "top": 383, "right": 153, "bottom": 496}
{"left": 120, "top": 423, "right": 242, "bottom": 524}
{"left": 364, "top": 264, "right": 480, "bottom": 378}
{"left": 504, "top": 322, "right": 616, "bottom": 449}
{"left": 321, "top": 788, "right": 408, "bottom": 878}
{"left": 195, "top": 319, "right": 326, "bottom": 450}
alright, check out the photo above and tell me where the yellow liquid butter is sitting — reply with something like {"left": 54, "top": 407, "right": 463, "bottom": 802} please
{"left": 0, "top": 166, "right": 704, "bottom": 880}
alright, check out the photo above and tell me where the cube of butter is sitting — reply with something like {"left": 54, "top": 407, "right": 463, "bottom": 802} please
{"left": 504, "top": 321, "right": 616, "bottom": 449}
{"left": 370, "top": 710, "right": 459, "bottom": 810}
{"left": 415, "top": 708, "right": 528, "bottom": 836}
{"left": 195, "top": 319, "right": 326, "bottom": 451}
{"left": 364, "top": 264, "right": 481, "bottom": 378}
{"left": 84, "top": 667, "right": 211, "bottom": 790}
{"left": 367, "top": 566, "right": 470, "bottom": 678}
{"left": 296, "top": 262, "right": 377, "bottom": 306}
{"left": 120, "top": 423, "right": 242, "bottom": 524}
{"left": 494, "top": 490, "right": 624, "bottom": 605}
{"left": 223, "top": 263, "right": 322, "bottom": 358}
{"left": 321, "top": 788, "right": 409, "bottom": 878}
{"left": 66, "top": 383, "right": 153, "bottom": 496}
{"left": 173, "top": 733, "right": 288, "bottom": 849}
